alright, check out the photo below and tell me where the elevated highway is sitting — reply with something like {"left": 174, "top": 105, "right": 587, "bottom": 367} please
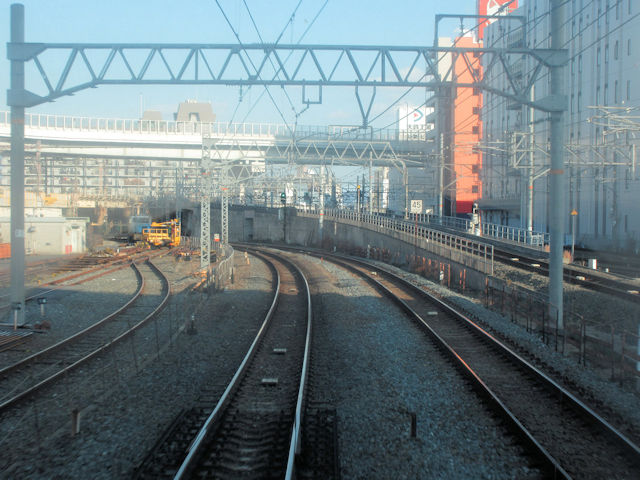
{"left": 0, "top": 111, "right": 432, "bottom": 167}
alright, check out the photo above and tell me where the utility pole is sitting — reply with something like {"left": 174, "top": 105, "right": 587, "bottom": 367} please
{"left": 549, "top": 1, "right": 566, "bottom": 332}
{"left": 9, "top": 4, "right": 25, "bottom": 326}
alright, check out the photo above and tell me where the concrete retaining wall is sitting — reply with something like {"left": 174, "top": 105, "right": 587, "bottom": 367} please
{"left": 208, "top": 206, "right": 489, "bottom": 291}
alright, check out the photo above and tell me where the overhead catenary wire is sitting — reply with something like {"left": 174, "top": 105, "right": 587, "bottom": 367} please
{"left": 241, "top": 0, "right": 298, "bottom": 117}
{"left": 212, "top": 0, "right": 294, "bottom": 133}
{"left": 240, "top": 0, "right": 330, "bottom": 124}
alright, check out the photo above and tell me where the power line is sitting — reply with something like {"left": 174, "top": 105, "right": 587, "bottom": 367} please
{"left": 240, "top": 0, "right": 330, "bottom": 124}
{"left": 213, "top": 0, "right": 293, "bottom": 132}
{"left": 241, "top": 0, "right": 298, "bottom": 116}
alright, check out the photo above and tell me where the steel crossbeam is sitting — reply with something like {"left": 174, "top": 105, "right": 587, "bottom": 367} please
{"left": 8, "top": 42, "right": 566, "bottom": 112}
{"left": 203, "top": 138, "right": 427, "bottom": 166}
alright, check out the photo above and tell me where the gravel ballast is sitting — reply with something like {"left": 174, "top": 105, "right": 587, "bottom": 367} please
{"left": 294, "top": 252, "right": 539, "bottom": 479}
{"left": 0, "top": 253, "right": 274, "bottom": 479}
{"left": 367, "top": 257, "right": 640, "bottom": 441}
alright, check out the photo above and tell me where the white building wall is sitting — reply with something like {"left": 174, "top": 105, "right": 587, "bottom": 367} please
{"left": 482, "top": 0, "right": 640, "bottom": 250}
{"left": 0, "top": 217, "right": 88, "bottom": 255}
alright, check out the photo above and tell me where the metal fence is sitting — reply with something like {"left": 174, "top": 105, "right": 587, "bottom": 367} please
{"left": 484, "top": 280, "right": 640, "bottom": 385}
{"left": 299, "top": 208, "right": 494, "bottom": 275}
{"left": 410, "top": 212, "right": 550, "bottom": 249}
{"left": 213, "top": 245, "right": 235, "bottom": 290}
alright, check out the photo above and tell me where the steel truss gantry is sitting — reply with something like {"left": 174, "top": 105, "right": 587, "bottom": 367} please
{"left": 200, "top": 186, "right": 210, "bottom": 269}
{"left": 203, "top": 138, "right": 426, "bottom": 166}
{"left": 9, "top": 44, "right": 565, "bottom": 113}
{"left": 7, "top": 3, "right": 568, "bottom": 327}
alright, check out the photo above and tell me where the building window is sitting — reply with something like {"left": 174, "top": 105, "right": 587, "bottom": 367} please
{"left": 605, "top": 45, "right": 609, "bottom": 63}
{"left": 604, "top": 83, "right": 609, "bottom": 104}
{"left": 597, "top": 47, "right": 601, "bottom": 66}
{"left": 571, "top": 93, "right": 575, "bottom": 113}
{"left": 596, "top": 86, "right": 601, "bottom": 104}
{"left": 578, "top": 54, "right": 583, "bottom": 72}
{"left": 616, "top": 0, "right": 621, "bottom": 19}
{"left": 472, "top": 185, "right": 479, "bottom": 194}
{"left": 614, "top": 80, "right": 619, "bottom": 103}
{"left": 598, "top": 5, "right": 602, "bottom": 27}
{"left": 578, "top": 92, "right": 582, "bottom": 112}
{"left": 629, "top": 39, "right": 632, "bottom": 55}
{"left": 615, "top": 40, "right": 619, "bottom": 59}
{"left": 472, "top": 125, "right": 480, "bottom": 134}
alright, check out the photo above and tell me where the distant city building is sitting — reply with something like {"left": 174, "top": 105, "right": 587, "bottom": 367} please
{"left": 385, "top": 104, "right": 437, "bottom": 215}
{"left": 481, "top": 0, "right": 640, "bottom": 250}
{"left": 142, "top": 110, "right": 163, "bottom": 121}
{"left": 450, "top": 35, "right": 483, "bottom": 215}
{"left": 174, "top": 100, "right": 216, "bottom": 123}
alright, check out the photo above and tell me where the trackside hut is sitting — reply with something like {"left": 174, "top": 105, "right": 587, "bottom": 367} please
{"left": 0, "top": 217, "right": 89, "bottom": 255}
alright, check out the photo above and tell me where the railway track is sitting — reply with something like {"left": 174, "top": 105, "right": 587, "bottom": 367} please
{"left": 289, "top": 248, "right": 640, "bottom": 479}
{"left": 134, "top": 248, "right": 312, "bottom": 479}
{"left": 0, "top": 249, "right": 163, "bottom": 314}
{"left": 0, "top": 247, "right": 140, "bottom": 288}
{"left": 395, "top": 213, "right": 639, "bottom": 303}
{"left": 0, "top": 257, "right": 170, "bottom": 413}
{"left": 493, "top": 248, "right": 640, "bottom": 304}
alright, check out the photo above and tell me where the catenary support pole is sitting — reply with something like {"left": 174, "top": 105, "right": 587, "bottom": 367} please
{"left": 200, "top": 193, "right": 210, "bottom": 270}
{"left": 527, "top": 85, "right": 535, "bottom": 235}
{"left": 439, "top": 133, "right": 444, "bottom": 217}
{"left": 403, "top": 162, "right": 409, "bottom": 219}
{"left": 319, "top": 163, "right": 325, "bottom": 242}
{"left": 549, "top": 0, "right": 566, "bottom": 331}
{"left": 9, "top": 3, "right": 26, "bottom": 326}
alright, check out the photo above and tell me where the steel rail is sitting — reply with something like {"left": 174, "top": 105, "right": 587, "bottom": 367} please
{"left": 172, "top": 250, "right": 281, "bottom": 480}
{"left": 270, "top": 245, "right": 640, "bottom": 477}
{"left": 0, "top": 249, "right": 156, "bottom": 313}
{"left": 314, "top": 253, "right": 569, "bottom": 479}
{"left": 330, "top": 252, "right": 640, "bottom": 476}
{"left": 493, "top": 249, "right": 640, "bottom": 304}
{"left": 173, "top": 247, "right": 312, "bottom": 480}
{"left": 0, "top": 258, "right": 170, "bottom": 412}
{"left": 0, "top": 261, "right": 143, "bottom": 377}
{"left": 283, "top": 253, "right": 313, "bottom": 480}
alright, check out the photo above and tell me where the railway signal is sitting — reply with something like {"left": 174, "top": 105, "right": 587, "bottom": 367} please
{"left": 281, "top": 192, "right": 286, "bottom": 204}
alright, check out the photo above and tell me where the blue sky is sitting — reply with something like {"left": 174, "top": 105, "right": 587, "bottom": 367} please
{"left": 1, "top": 0, "right": 476, "bottom": 128}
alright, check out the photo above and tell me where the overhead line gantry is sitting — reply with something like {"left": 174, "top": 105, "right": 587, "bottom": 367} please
{"left": 6, "top": 3, "right": 567, "bottom": 327}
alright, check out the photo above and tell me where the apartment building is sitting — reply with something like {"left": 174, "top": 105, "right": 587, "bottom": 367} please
{"left": 482, "top": 0, "right": 640, "bottom": 250}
